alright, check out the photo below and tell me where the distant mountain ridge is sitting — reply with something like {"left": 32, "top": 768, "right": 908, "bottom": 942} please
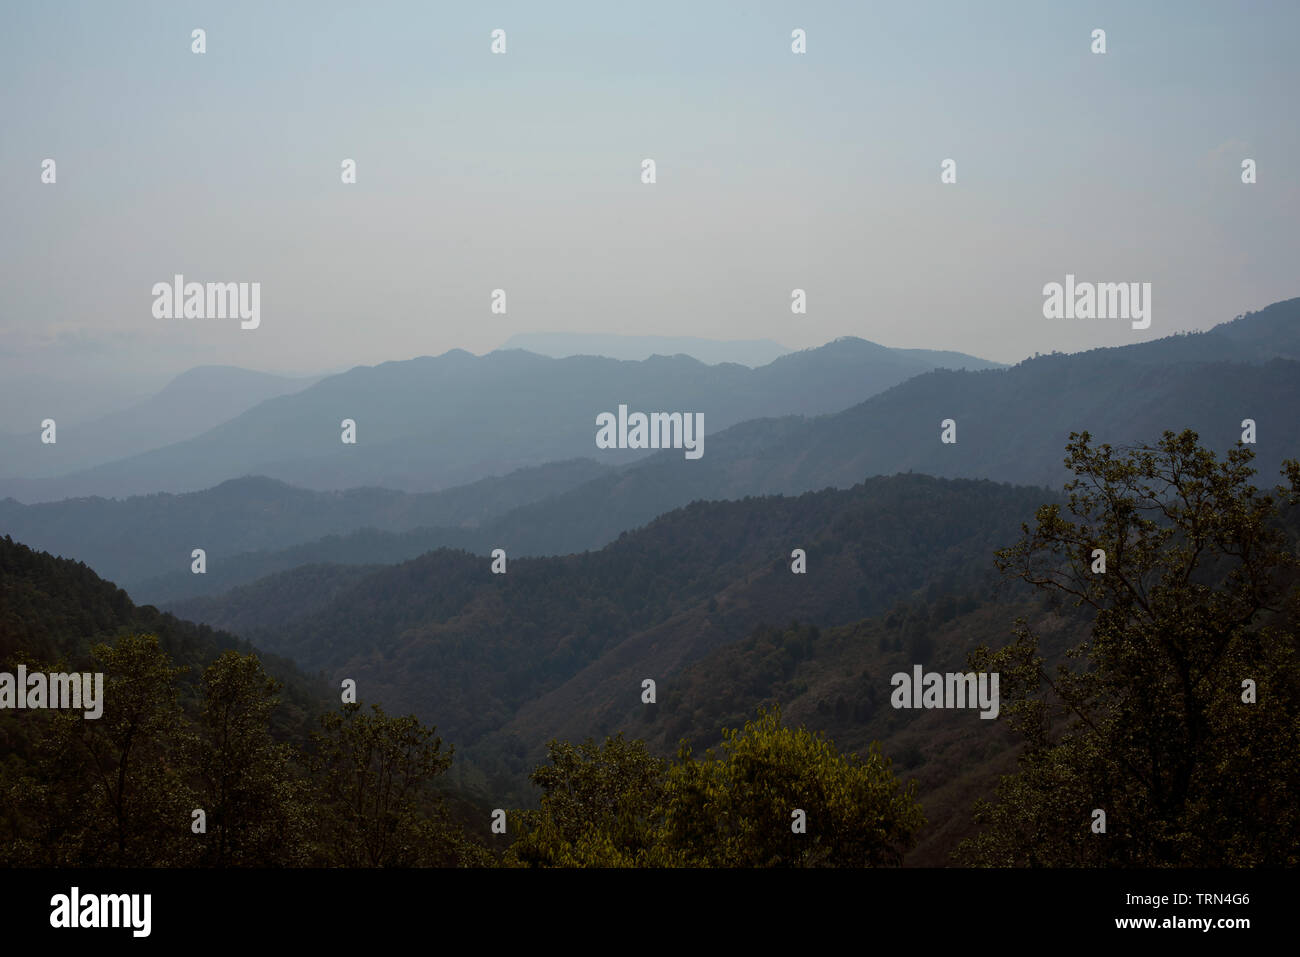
{"left": 479, "top": 297, "right": 1300, "bottom": 548}
{"left": 0, "top": 458, "right": 608, "bottom": 588}
{"left": 0, "top": 365, "right": 320, "bottom": 487}
{"left": 496, "top": 332, "right": 793, "bottom": 366}
{"left": 0, "top": 337, "right": 1000, "bottom": 502}
{"left": 136, "top": 297, "right": 1300, "bottom": 602}
{"left": 8, "top": 297, "right": 1298, "bottom": 606}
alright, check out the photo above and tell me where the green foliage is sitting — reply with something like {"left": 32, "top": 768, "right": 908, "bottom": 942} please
{"left": 959, "top": 430, "right": 1300, "bottom": 866}
{"left": 0, "top": 536, "right": 494, "bottom": 868}
{"left": 637, "top": 601, "right": 1047, "bottom": 865}
{"left": 10, "top": 418, "right": 1300, "bottom": 869}
{"left": 656, "top": 709, "right": 924, "bottom": 867}
{"left": 8, "top": 633, "right": 195, "bottom": 866}
{"left": 185, "top": 651, "right": 313, "bottom": 866}
{"left": 506, "top": 735, "right": 667, "bottom": 867}
{"left": 507, "top": 708, "right": 923, "bottom": 867}
{"left": 309, "top": 703, "right": 460, "bottom": 867}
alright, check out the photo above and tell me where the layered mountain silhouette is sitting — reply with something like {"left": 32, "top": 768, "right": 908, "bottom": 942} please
{"left": 461, "top": 298, "right": 1300, "bottom": 551}
{"left": 4, "top": 299, "right": 1298, "bottom": 866}
{"left": 0, "top": 459, "right": 608, "bottom": 588}
{"left": 497, "top": 332, "right": 793, "bottom": 366}
{"left": 0, "top": 338, "right": 1001, "bottom": 502}
{"left": 112, "top": 297, "right": 1300, "bottom": 604}
{"left": 0, "top": 366, "right": 319, "bottom": 488}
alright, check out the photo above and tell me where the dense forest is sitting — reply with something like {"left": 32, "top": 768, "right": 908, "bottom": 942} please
{"left": 2, "top": 430, "right": 1297, "bottom": 866}
{"left": 167, "top": 472, "right": 1053, "bottom": 794}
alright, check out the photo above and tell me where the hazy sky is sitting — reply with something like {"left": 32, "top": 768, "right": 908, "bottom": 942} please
{"left": 2, "top": 0, "right": 1297, "bottom": 428}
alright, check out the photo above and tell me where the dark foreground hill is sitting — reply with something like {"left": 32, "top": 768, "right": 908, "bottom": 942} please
{"left": 0, "top": 534, "right": 329, "bottom": 750}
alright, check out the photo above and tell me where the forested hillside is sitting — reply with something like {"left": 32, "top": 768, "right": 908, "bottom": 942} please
{"left": 3, "top": 431, "right": 1297, "bottom": 868}
{"left": 172, "top": 475, "right": 1052, "bottom": 789}
{"left": 0, "top": 535, "right": 312, "bottom": 707}
{"left": 0, "top": 535, "right": 326, "bottom": 744}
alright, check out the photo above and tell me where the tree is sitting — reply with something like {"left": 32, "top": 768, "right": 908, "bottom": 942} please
{"left": 508, "top": 709, "right": 923, "bottom": 867}
{"left": 655, "top": 707, "right": 923, "bottom": 867}
{"left": 20, "top": 633, "right": 195, "bottom": 866}
{"left": 506, "top": 734, "right": 667, "bottom": 867}
{"left": 310, "top": 702, "right": 455, "bottom": 866}
{"left": 186, "top": 651, "right": 311, "bottom": 866}
{"left": 959, "top": 430, "right": 1300, "bottom": 866}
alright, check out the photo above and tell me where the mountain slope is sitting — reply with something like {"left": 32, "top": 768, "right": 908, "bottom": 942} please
{"left": 0, "top": 534, "right": 328, "bottom": 742}
{"left": 621, "top": 604, "right": 1081, "bottom": 866}
{"left": 183, "top": 475, "right": 1050, "bottom": 762}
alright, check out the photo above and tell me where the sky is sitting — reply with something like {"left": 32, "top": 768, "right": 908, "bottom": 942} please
{"left": 2, "top": 0, "right": 1298, "bottom": 428}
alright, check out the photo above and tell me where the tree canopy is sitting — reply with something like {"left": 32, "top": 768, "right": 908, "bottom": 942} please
{"left": 508, "top": 708, "right": 923, "bottom": 867}
{"left": 959, "top": 430, "right": 1300, "bottom": 866}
